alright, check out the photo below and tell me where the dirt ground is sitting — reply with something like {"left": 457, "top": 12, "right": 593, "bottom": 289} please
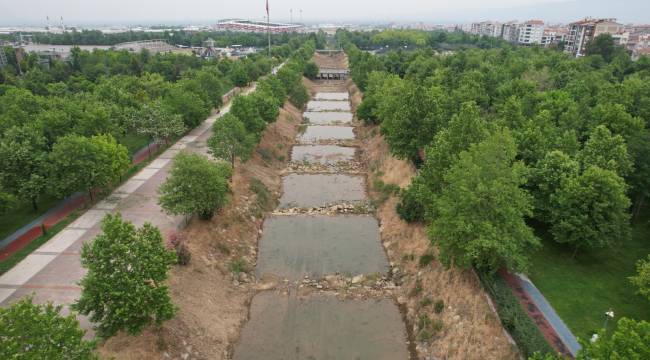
{"left": 98, "top": 102, "right": 303, "bottom": 360}
{"left": 347, "top": 79, "right": 519, "bottom": 360}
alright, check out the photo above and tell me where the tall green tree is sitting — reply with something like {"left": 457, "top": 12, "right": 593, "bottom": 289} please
{"left": 158, "top": 152, "right": 231, "bottom": 220}
{"left": 1, "top": 297, "right": 97, "bottom": 359}
{"left": 630, "top": 254, "right": 650, "bottom": 301}
{"left": 578, "top": 125, "right": 633, "bottom": 177}
{"left": 207, "top": 113, "right": 254, "bottom": 167}
{"left": 550, "top": 166, "right": 630, "bottom": 255}
{"left": 0, "top": 124, "right": 49, "bottom": 210}
{"left": 577, "top": 318, "right": 650, "bottom": 359}
{"left": 230, "top": 95, "right": 265, "bottom": 136}
{"left": 430, "top": 130, "right": 539, "bottom": 272}
{"left": 74, "top": 214, "right": 176, "bottom": 338}
{"left": 130, "top": 100, "right": 186, "bottom": 144}
{"left": 49, "top": 134, "right": 130, "bottom": 201}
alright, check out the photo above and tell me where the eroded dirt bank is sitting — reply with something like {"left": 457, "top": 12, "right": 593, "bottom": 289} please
{"left": 348, "top": 80, "right": 520, "bottom": 360}
{"left": 98, "top": 101, "right": 303, "bottom": 360}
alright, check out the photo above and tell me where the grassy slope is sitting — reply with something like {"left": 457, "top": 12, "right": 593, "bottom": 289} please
{"left": 528, "top": 208, "right": 650, "bottom": 340}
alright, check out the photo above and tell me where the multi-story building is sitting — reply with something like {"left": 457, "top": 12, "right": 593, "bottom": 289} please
{"left": 565, "top": 17, "right": 623, "bottom": 56}
{"left": 501, "top": 22, "right": 520, "bottom": 43}
{"left": 517, "top": 20, "right": 545, "bottom": 45}
{"left": 470, "top": 21, "right": 502, "bottom": 37}
{"left": 541, "top": 26, "right": 568, "bottom": 47}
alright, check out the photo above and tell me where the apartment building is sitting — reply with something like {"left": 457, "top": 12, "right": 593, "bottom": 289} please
{"left": 501, "top": 22, "right": 519, "bottom": 43}
{"left": 517, "top": 20, "right": 545, "bottom": 45}
{"left": 470, "top": 21, "right": 502, "bottom": 37}
{"left": 565, "top": 17, "right": 623, "bottom": 56}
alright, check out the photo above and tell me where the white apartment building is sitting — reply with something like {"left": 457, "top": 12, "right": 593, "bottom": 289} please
{"left": 517, "top": 20, "right": 545, "bottom": 45}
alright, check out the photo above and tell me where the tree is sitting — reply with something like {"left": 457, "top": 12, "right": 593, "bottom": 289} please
{"left": 577, "top": 318, "right": 650, "bottom": 359}
{"left": 529, "top": 150, "right": 580, "bottom": 222}
{"left": 630, "top": 254, "right": 650, "bottom": 301}
{"left": 303, "top": 61, "right": 319, "bottom": 79}
{"left": 230, "top": 95, "right": 265, "bottom": 136}
{"left": 49, "top": 134, "right": 130, "bottom": 201}
{"left": 0, "top": 296, "right": 97, "bottom": 359}
{"left": 251, "top": 91, "right": 280, "bottom": 123}
{"left": 164, "top": 84, "right": 209, "bottom": 128}
{"left": 429, "top": 130, "right": 539, "bottom": 272}
{"left": 158, "top": 152, "right": 231, "bottom": 219}
{"left": 207, "top": 113, "right": 254, "bottom": 167}
{"left": 73, "top": 214, "right": 176, "bottom": 338}
{"left": 0, "top": 124, "right": 49, "bottom": 210}
{"left": 130, "top": 100, "right": 186, "bottom": 144}
{"left": 578, "top": 125, "right": 633, "bottom": 177}
{"left": 550, "top": 166, "right": 630, "bottom": 255}
{"left": 585, "top": 33, "right": 622, "bottom": 63}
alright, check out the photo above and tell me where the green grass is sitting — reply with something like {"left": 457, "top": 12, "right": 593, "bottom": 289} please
{"left": 117, "top": 134, "right": 151, "bottom": 156}
{"left": 528, "top": 208, "right": 650, "bottom": 340}
{"left": 0, "top": 211, "right": 80, "bottom": 275}
{"left": 0, "top": 195, "right": 64, "bottom": 241}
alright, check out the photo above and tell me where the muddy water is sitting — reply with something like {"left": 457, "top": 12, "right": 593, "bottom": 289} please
{"left": 233, "top": 292, "right": 409, "bottom": 360}
{"left": 291, "top": 145, "right": 355, "bottom": 164}
{"left": 303, "top": 111, "right": 353, "bottom": 125}
{"left": 307, "top": 100, "right": 351, "bottom": 112}
{"left": 256, "top": 215, "right": 388, "bottom": 279}
{"left": 314, "top": 92, "right": 349, "bottom": 101}
{"left": 278, "top": 174, "right": 365, "bottom": 208}
{"left": 299, "top": 126, "right": 355, "bottom": 142}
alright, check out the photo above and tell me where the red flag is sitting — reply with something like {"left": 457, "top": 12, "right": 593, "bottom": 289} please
{"left": 266, "top": 0, "right": 269, "bottom": 17}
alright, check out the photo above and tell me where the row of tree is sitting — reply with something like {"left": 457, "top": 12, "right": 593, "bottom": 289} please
{"left": 1, "top": 29, "right": 327, "bottom": 49}
{"left": 0, "top": 40, "right": 317, "bottom": 358}
{"left": 344, "top": 30, "right": 650, "bottom": 358}
{"left": 0, "top": 37, "right": 313, "bottom": 216}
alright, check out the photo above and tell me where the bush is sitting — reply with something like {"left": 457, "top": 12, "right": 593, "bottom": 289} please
{"left": 434, "top": 300, "right": 445, "bottom": 314}
{"left": 250, "top": 178, "right": 273, "bottom": 211}
{"left": 477, "top": 270, "right": 555, "bottom": 357}
{"left": 175, "top": 242, "right": 191, "bottom": 266}
{"left": 419, "top": 253, "right": 435, "bottom": 267}
{"left": 396, "top": 184, "right": 425, "bottom": 223}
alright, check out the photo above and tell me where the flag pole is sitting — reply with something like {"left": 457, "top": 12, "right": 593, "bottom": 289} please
{"left": 266, "top": 0, "right": 271, "bottom": 56}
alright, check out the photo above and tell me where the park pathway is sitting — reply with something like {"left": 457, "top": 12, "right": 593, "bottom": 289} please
{"left": 0, "top": 84, "right": 260, "bottom": 323}
{"left": 232, "top": 58, "right": 411, "bottom": 359}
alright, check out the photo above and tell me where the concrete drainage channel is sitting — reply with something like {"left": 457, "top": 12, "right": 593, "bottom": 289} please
{"left": 232, "top": 85, "right": 414, "bottom": 359}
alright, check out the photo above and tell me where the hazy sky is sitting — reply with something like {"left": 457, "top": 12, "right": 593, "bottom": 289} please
{"left": 1, "top": 0, "right": 649, "bottom": 26}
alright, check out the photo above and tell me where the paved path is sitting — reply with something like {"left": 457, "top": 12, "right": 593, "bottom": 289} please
{"left": 0, "top": 85, "right": 257, "bottom": 320}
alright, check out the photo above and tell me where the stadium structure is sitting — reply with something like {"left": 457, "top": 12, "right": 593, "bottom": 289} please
{"left": 215, "top": 19, "right": 303, "bottom": 33}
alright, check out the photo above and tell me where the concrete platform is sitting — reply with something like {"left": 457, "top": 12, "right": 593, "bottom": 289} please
{"left": 256, "top": 215, "right": 389, "bottom": 279}
{"left": 233, "top": 292, "right": 409, "bottom": 360}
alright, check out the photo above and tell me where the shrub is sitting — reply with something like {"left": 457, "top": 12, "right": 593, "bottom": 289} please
{"left": 250, "top": 178, "right": 273, "bottom": 211}
{"left": 434, "top": 300, "right": 445, "bottom": 314}
{"left": 419, "top": 253, "right": 435, "bottom": 267}
{"left": 175, "top": 242, "right": 191, "bottom": 266}
{"left": 229, "top": 258, "right": 248, "bottom": 274}
{"left": 420, "top": 297, "right": 433, "bottom": 307}
{"left": 396, "top": 184, "right": 425, "bottom": 223}
{"left": 477, "top": 270, "right": 555, "bottom": 357}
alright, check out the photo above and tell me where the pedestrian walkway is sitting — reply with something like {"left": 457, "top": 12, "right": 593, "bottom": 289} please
{"left": 0, "top": 85, "right": 258, "bottom": 316}
{"left": 233, "top": 80, "right": 410, "bottom": 358}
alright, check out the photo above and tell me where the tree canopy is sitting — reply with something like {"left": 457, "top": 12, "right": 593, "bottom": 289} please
{"left": 74, "top": 213, "right": 177, "bottom": 338}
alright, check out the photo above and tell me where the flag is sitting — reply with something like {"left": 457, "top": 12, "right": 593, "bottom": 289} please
{"left": 266, "top": 0, "right": 269, "bottom": 17}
